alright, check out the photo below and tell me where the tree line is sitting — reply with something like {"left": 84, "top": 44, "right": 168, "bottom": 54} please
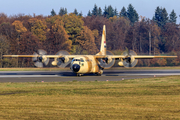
{"left": 0, "top": 4, "right": 179, "bottom": 68}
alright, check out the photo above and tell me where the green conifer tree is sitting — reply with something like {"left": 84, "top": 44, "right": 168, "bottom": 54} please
{"left": 51, "top": 9, "right": 56, "bottom": 16}
{"left": 87, "top": 10, "right": 92, "bottom": 16}
{"left": 92, "top": 4, "right": 98, "bottom": 16}
{"left": 127, "top": 4, "right": 139, "bottom": 25}
{"left": 120, "top": 6, "right": 127, "bottom": 17}
{"left": 153, "top": 7, "right": 169, "bottom": 28}
{"left": 59, "top": 7, "right": 67, "bottom": 16}
{"left": 103, "top": 6, "right": 108, "bottom": 17}
{"left": 78, "top": 11, "right": 83, "bottom": 17}
{"left": 107, "top": 5, "right": 114, "bottom": 18}
{"left": 73, "top": 9, "right": 78, "bottom": 16}
{"left": 169, "top": 9, "right": 177, "bottom": 24}
{"left": 98, "top": 7, "right": 102, "bottom": 16}
{"left": 64, "top": 8, "right": 68, "bottom": 14}
{"left": 114, "top": 8, "right": 118, "bottom": 16}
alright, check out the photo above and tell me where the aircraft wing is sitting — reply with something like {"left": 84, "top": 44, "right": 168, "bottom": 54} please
{"left": 3, "top": 54, "right": 177, "bottom": 59}
{"left": 3, "top": 55, "right": 79, "bottom": 58}
{"left": 94, "top": 55, "right": 177, "bottom": 59}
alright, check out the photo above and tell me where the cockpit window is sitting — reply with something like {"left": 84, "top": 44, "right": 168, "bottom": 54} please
{"left": 72, "top": 59, "right": 80, "bottom": 61}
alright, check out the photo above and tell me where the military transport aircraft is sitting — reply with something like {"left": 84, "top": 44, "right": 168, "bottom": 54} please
{"left": 3, "top": 25, "right": 177, "bottom": 76}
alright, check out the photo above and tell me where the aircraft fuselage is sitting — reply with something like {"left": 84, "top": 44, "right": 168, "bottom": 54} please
{"left": 70, "top": 55, "right": 102, "bottom": 75}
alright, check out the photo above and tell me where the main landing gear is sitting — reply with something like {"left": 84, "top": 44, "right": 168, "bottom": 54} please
{"left": 95, "top": 70, "right": 103, "bottom": 76}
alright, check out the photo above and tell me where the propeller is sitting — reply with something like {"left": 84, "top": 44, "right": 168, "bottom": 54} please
{"left": 99, "top": 50, "right": 115, "bottom": 69}
{"left": 122, "top": 49, "right": 138, "bottom": 68}
{"left": 56, "top": 50, "right": 71, "bottom": 68}
{"left": 32, "top": 49, "right": 49, "bottom": 68}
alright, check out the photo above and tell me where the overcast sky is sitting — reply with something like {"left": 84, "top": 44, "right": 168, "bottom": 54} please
{"left": 1, "top": 0, "right": 180, "bottom": 23}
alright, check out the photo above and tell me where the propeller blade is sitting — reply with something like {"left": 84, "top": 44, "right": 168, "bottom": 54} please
{"left": 56, "top": 50, "right": 71, "bottom": 68}
{"left": 38, "top": 49, "right": 47, "bottom": 55}
{"left": 32, "top": 49, "right": 49, "bottom": 68}
{"left": 99, "top": 50, "right": 115, "bottom": 69}
{"left": 32, "top": 52, "right": 38, "bottom": 62}
{"left": 122, "top": 50, "right": 138, "bottom": 68}
{"left": 34, "top": 61, "right": 43, "bottom": 68}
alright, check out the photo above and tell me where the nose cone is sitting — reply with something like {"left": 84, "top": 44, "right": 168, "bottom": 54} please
{"left": 72, "top": 64, "right": 80, "bottom": 72}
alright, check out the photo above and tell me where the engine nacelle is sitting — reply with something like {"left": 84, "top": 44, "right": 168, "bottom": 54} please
{"left": 118, "top": 61, "right": 124, "bottom": 66}
{"left": 52, "top": 56, "right": 69, "bottom": 66}
{"left": 118, "top": 56, "right": 138, "bottom": 68}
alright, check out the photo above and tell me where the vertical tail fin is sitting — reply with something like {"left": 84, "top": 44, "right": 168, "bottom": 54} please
{"left": 97, "top": 25, "right": 106, "bottom": 55}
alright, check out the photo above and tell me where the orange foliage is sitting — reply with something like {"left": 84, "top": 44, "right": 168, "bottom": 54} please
{"left": 12, "top": 20, "right": 27, "bottom": 33}
{"left": 76, "top": 26, "right": 98, "bottom": 54}
{"left": 29, "top": 18, "right": 47, "bottom": 41}
{"left": 157, "top": 58, "right": 167, "bottom": 66}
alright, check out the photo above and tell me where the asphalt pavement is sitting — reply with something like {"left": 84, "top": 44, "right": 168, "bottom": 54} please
{"left": 0, "top": 69, "right": 180, "bottom": 82}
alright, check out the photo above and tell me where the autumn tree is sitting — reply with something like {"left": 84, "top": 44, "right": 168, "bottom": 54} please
{"left": 76, "top": 26, "right": 98, "bottom": 54}
{"left": 163, "top": 23, "right": 179, "bottom": 52}
{"left": 48, "top": 19, "right": 72, "bottom": 53}
{"left": 62, "top": 13, "right": 84, "bottom": 45}
{"left": 12, "top": 20, "right": 27, "bottom": 33}
{"left": 11, "top": 20, "right": 27, "bottom": 66}
{"left": 0, "top": 35, "right": 10, "bottom": 67}
{"left": 18, "top": 32, "right": 40, "bottom": 67}
{"left": 29, "top": 18, "right": 47, "bottom": 41}
{"left": 111, "top": 17, "right": 130, "bottom": 50}
{"left": 83, "top": 16, "right": 110, "bottom": 50}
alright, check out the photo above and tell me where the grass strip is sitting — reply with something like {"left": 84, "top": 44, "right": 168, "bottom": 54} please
{"left": 0, "top": 76, "right": 180, "bottom": 119}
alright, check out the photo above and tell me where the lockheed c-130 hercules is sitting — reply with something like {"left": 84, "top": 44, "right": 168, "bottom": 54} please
{"left": 3, "top": 25, "right": 177, "bottom": 76}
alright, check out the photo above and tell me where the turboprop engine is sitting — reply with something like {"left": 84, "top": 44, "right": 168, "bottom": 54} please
{"left": 99, "top": 51, "right": 115, "bottom": 69}
{"left": 51, "top": 50, "right": 71, "bottom": 68}
{"left": 118, "top": 50, "right": 138, "bottom": 68}
{"left": 32, "top": 49, "right": 49, "bottom": 68}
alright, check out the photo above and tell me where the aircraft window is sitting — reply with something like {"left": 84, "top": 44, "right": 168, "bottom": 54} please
{"left": 73, "top": 59, "right": 80, "bottom": 61}
{"left": 80, "top": 59, "right": 84, "bottom": 62}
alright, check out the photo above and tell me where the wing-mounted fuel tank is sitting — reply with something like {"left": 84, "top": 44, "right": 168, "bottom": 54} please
{"left": 118, "top": 50, "right": 138, "bottom": 68}
{"left": 52, "top": 50, "right": 71, "bottom": 68}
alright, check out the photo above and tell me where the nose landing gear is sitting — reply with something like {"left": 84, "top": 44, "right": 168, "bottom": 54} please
{"left": 77, "top": 74, "right": 83, "bottom": 77}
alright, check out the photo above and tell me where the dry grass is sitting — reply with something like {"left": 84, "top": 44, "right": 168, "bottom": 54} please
{"left": 0, "top": 76, "right": 180, "bottom": 119}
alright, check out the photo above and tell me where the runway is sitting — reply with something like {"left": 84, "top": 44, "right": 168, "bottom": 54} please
{"left": 0, "top": 69, "right": 180, "bottom": 82}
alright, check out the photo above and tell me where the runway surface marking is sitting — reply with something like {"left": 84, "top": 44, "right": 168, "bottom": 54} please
{"left": 0, "top": 75, "right": 59, "bottom": 78}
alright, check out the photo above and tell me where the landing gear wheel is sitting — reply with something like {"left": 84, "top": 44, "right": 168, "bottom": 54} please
{"left": 96, "top": 70, "right": 103, "bottom": 76}
{"left": 97, "top": 73, "right": 102, "bottom": 76}
{"left": 77, "top": 74, "right": 82, "bottom": 77}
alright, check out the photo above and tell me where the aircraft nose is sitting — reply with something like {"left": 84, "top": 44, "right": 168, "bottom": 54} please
{"left": 72, "top": 64, "right": 80, "bottom": 72}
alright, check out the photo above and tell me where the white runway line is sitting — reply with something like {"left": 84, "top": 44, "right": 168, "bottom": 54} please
{"left": 0, "top": 75, "right": 59, "bottom": 78}
{"left": 108, "top": 73, "right": 180, "bottom": 76}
